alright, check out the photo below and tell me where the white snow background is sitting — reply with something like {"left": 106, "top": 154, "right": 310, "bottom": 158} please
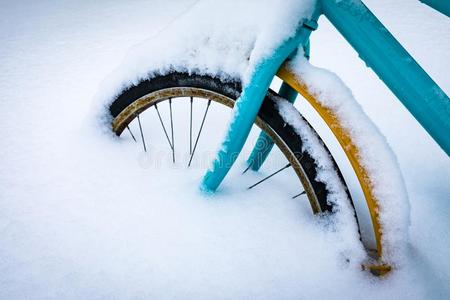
{"left": 1, "top": 0, "right": 449, "bottom": 299}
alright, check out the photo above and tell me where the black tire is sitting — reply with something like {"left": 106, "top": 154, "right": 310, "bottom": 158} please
{"left": 108, "top": 71, "right": 351, "bottom": 213}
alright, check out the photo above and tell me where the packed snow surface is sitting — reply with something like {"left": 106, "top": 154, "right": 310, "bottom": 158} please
{"left": 1, "top": 0, "right": 450, "bottom": 299}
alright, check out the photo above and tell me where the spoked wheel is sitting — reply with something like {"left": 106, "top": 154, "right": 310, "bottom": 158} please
{"left": 107, "top": 71, "right": 383, "bottom": 273}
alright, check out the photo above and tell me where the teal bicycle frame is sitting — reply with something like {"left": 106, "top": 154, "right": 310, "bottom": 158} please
{"left": 201, "top": 0, "right": 450, "bottom": 192}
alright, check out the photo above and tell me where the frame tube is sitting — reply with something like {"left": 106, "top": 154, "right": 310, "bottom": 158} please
{"left": 420, "top": 0, "right": 450, "bottom": 18}
{"left": 246, "top": 82, "right": 298, "bottom": 171}
{"left": 201, "top": 17, "right": 319, "bottom": 192}
{"left": 321, "top": 0, "right": 450, "bottom": 155}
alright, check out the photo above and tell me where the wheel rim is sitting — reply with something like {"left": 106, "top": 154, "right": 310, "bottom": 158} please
{"left": 111, "top": 86, "right": 323, "bottom": 213}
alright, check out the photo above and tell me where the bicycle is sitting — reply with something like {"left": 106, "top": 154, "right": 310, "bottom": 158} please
{"left": 101, "top": 0, "right": 450, "bottom": 275}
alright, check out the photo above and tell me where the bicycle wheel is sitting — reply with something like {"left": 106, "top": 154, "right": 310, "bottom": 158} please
{"left": 107, "top": 71, "right": 383, "bottom": 273}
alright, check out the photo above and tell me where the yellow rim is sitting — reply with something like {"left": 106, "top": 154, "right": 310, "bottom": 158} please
{"left": 277, "top": 64, "right": 384, "bottom": 261}
{"left": 112, "top": 87, "right": 322, "bottom": 214}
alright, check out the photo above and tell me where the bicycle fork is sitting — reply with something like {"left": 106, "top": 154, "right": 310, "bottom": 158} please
{"left": 200, "top": 10, "right": 321, "bottom": 192}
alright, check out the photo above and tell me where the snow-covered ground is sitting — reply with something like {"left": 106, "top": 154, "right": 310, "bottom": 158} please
{"left": 1, "top": 0, "right": 449, "bottom": 299}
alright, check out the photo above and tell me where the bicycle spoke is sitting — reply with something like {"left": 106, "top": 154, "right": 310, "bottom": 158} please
{"left": 190, "top": 96, "right": 193, "bottom": 155}
{"left": 292, "top": 191, "right": 306, "bottom": 199}
{"left": 126, "top": 125, "right": 137, "bottom": 143}
{"left": 188, "top": 99, "right": 211, "bottom": 167}
{"left": 137, "top": 114, "right": 147, "bottom": 152}
{"left": 242, "top": 164, "right": 252, "bottom": 174}
{"left": 131, "top": 98, "right": 303, "bottom": 198}
{"left": 154, "top": 104, "right": 173, "bottom": 149}
{"left": 247, "top": 163, "right": 291, "bottom": 190}
{"left": 169, "top": 98, "right": 175, "bottom": 163}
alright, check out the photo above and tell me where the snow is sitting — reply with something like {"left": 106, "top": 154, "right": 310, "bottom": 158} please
{"left": 93, "top": 0, "right": 316, "bottom": 122}
{"left": 1, "top": 0, "right": 449, "bottom": 299}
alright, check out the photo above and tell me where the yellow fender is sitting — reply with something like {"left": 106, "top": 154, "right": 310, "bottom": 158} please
{"left": 277, "top": 64, "right": 390, "bottom": 275}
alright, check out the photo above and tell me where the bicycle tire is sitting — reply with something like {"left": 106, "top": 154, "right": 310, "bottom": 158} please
{"left": 108, "top": 71, "right": 354, "bottom": 215}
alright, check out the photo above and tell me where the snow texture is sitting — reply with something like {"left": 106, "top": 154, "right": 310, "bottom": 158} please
{"left": 1, "top": 0, "right": 450, "bottom": 299}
